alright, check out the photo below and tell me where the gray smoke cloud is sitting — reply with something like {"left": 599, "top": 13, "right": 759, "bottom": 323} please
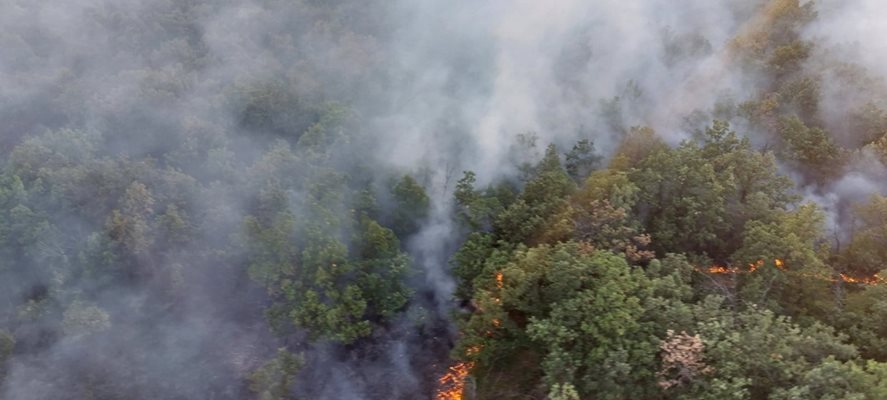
{"left": 1, "top": 0, "right": 886, "bottom": 399}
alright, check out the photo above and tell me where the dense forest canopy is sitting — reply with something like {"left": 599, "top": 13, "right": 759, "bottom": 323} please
{"left": 2, "top": 0, "right": 887, "bottom": 399}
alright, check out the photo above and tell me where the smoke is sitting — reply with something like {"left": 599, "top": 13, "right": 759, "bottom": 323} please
{"left": 1, "top": 0, "right": 886, "bottom": 399}
{"left": 374, "top": 0, "right": 758, "bottom": 181}
{"left": 796, "top": 0, "right": 887, "bottom": 237}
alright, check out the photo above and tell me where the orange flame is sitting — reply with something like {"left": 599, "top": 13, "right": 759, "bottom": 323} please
{"left": 698, "top": 259, "right": 886, "bottom": 286}
{"left": 839, "top": 273, "right": 886, "bottom": 285}
{"left": 707, "top": 265, "right": 735, "bottom": 274}
{"left": 495, "top": 272, "right": 504, "bottom": 289}
{"left": 435, "top": 361, "right": 473, "bottom": 400}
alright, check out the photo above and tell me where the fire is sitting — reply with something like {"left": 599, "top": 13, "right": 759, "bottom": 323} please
{"left": 435, "top": 361, "right": 474, "bottom": 400}
{"left": 838, "top": 273, "right": 886, "bottom": 285}
{"left": 435, "top": 274, "right": 504, "bottom": 399}
{"left": 698, "top": 258, "right": 886, "bottom": 286}
{"left": 491, "top": 272, "right": 504, "bottom": 305}
{"left": 703, "top": 259, "right": 782, "bottom": 275}
{"left": 707, "top": 265, "right": 735, "bottom": 274}
{"left": 748, "top": 259, "right": 764, "bottom": 272}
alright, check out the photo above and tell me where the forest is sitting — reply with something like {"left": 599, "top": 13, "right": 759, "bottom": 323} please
{"left": 2, "top": 0, "right": 887, "bottom": 399}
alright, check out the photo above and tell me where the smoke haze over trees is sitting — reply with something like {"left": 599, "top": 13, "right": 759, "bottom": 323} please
{"left": 2, "top": 0, "right": 887, "bottom": 399}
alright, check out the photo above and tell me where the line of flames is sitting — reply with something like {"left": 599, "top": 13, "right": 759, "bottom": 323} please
{"left": 699, "top": 259, "right": 886, "bottom": 286}
{"left": 435, "top": 361, "right": 474, "bottom": 400}
{"left": 435, "top": 274, "right": 506, "bottom": 399}
{"left": 435, "top": 344, "right": 482, "bottom": 400}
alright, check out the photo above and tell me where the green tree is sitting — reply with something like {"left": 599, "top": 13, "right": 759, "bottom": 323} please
{"left": 248, "top": 348, "right": 304, "bottom": 400}
{"left": 62, "top": 301, "right": 112, "bottom": 337}
{"left": 453, "top": 171, "right": 515, "bottom": 230}
{"left": 609, "top": 126, "right": 667, "bottom": 171}
{"left": 243, "top": 191, "right": 298, "bottom": 290}
{"left": 564, "top": 139, "right": 602, "bottom": 182}
{"left": 458, "top": 243, "right": 696, "bottom": 399}
{"left": 246, "top": 171, "right": 412, "bottom": 344}
{"left": 778, "top": 116, "right": 844, "bottom": 184}
{"left": 842, "top": 195, "right": 887, "bottom": 276}
{"left": 0, "top": 329, "right": 14, "bottom": 378}
{"left": 632, "top": 121, "right": 794, "bottom": 260}
{"left": 731, "top": 204, "right": 832, "bottom": 316}
{"left": 686, "top": 297, "right": 859, "bottom": 400}
{"left": 351, "top": 216, "right": 412, "bottom": 321}
{"left": 495, "top": 145, "right": 575, "bottom": 245}
{"left": 389, "top": 175, "right": 429, "bottom": 237}
{"left": 834, "top": 281, "right": 887, "bottom": 360}
{"left": 632, "top": 141, "right": 729, "bottom": 257}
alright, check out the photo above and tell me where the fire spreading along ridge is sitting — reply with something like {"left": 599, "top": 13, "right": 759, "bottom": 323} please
{"left": 699, "top": 259, "right": 887, "bottom": 285}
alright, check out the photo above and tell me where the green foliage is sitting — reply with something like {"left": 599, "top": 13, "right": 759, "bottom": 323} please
{"left": 296, "top": 103, "right": 352, "bottom": 154}
{"left": 451, "top": 232, "right": 497, "bottom": 301}
{"left": 778, "top": 77, "right": 820, "bottom": 119}
{"left": 768, "top": 357, "right": 866, "bottom": 400}
{"left": 842, "top": 195, "right": 887, "bottom": 276}
{"left": 62, "top": 302, "right": 112, "bottom": 337}
{"left": 768, "top": 41, "right": 811, "bottom": 78}
{"left": 351, "top": 217, "right": 412, "bottom": 320}
{"left": 243, "top": 169, "right": 413, "bottom": 344}
{"left": 688, "top": 297, "right": 858, "bottom": 400}
{"left": 526, "top": 270, "right": 655, "bottom": 398}
{"left": 244, "top": 208, "right": 298, "bottom": 289}
{"left": 849, "top": 103, "right": 887, "bottom": 148}
{"left": 248, "top": 348, "right": 304, "bottom": 400}
{"left": 454, "top": 171, "right": 515, "bottom": 230}
{"left": 0, "top": 329, "right": 12, "bottom": 380}
{"left": 632, "top": 136, "right": 729, "bottom": 257}
{"left": 778, "top": 116, "right": 845, "bottom": 183}
{"left": 632, "top": 121, "right": 794, "bottom": 259}
{"left": 494, "top": 145, "right": 576, "bottom": 245}
{"left": 457, "top": 242, "right": 697, "bottom": 399}
{"left": 609, "top": 126, "right": 667, "bottom": 171}
{"left": 389, "top": 175, "right": 430, "bottom": 237}
{"left": 235, "top": 80, "right": 318, "bottom": 138}
{"left": 568, "top": 169, "right": 645, "bottom": 255}
{"left": 0, "top": 329, "right": 13, "bottom": 366}
{"left": 731, "top": 204, "right": 833, "bottom": 316}
{"left": 834, "top": 282, "right": 887, "bottom": 360}
{"left": 564, "top": 139, "right": 602, "bottom": 182}
{"left": 448, "top": 116, "right": 885, "bottom": 399}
